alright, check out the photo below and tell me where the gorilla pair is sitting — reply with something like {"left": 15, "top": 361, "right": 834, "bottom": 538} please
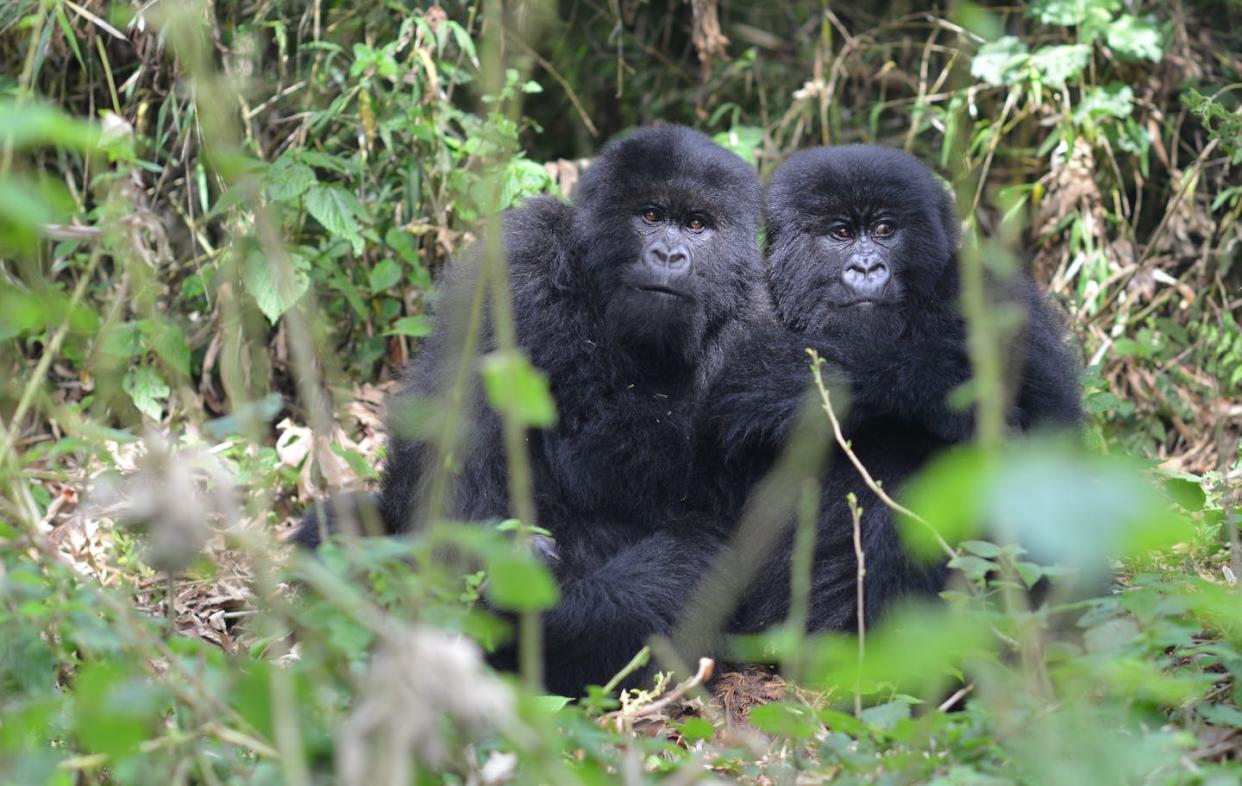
{"left": 295, "top": 127, "right": 1081, "bottom": 696}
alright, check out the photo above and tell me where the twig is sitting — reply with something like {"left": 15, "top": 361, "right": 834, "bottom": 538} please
{"left": 600, "top": 645, "right": 652, "bottom": 696}
{"left": 806, "top": 350, "right": 957, "bottom": 560}
{"left": 848, "top": 492, "right": 865, "bottom": 719}
{"left": 509, "top": 35, "right": 599, "bottom": 137}
{"left": 605, "top": 657, "right": 715, "bottom": 730}
{"left": 937, "top": 683, "right": 974, "bottom": 712}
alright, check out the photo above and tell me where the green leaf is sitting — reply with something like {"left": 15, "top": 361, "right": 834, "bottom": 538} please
{"left": 673, "top": 716, "right": 716, "bottom": 744}
{"left": 0, "top": 100, "right": 102, "bottom": 151}
{"left": 947, "top": 554, "right": 996, "bottom": 581}
{"left": 330, "top": 442, "right": 380, "bottom": 480}
{"left": 500, "top": 158, "right": 555, "bottom": 210}
{"left": 1082, "top": 617, "right": 1140, "bottom": 655}
{"left": 203, "top": 393, "right": 284, "bottom": 439}
{"left": 713, "top": 125, "right": 764, "bottom": 165}
{"left": 139, "top": 318, "right": 190, "bottom": 378}
{"left": 74, "top": 661, "right": 169, "bottom": 758}
{"left": 1106, "top": 15, "right": 1163, "bottom": 62}
{"left": 123, "top": 366, "right": 170, "bottom": 420}
{"left": 385, "top": 226, "right": 421, "bottom": 265}
{"left": 859, "top": 698, "right": 915, "bottom": 731}
{"left": 971, "top": 36, "right": 1029, "bottom": 86}
{"left": 1199, "top": 703, "right": 1242, "bottom": 728}
{"left": 485, "top": 551, "right": 559, "bottom": 612}
{"left": 1029, "top": 0, "right": 1120, "bottom": 27}
{"left": 385, "top": 315, "right": 433, "bottom": 337}
{"left": 266, "top": 155, "right": 317, "bottom": 203}
{"left": 1160, "top": 473, "right": 1206, "bottom": 513}
{"left": 368, "top": 258, "right": 403, "bottom": 293}
{"left": 960, "top": 540, "right": 1004, "bottom": 558}
{"left": 899, "top": 446, "right": 993, "bottom": 559}
{"left": 241, "top": 246, "right": 311, "bottom": 323}
{"left": 530, "top": 694, "right": 572, "bottom": 713}
{"left": 1030, "top": 44, "right": 1090, "bottom": 88}
{"left": 447, "top": 20, "right": 479, "bottom": 67}
{"left": 481, "top": 350, "right": 557, "bottom": 427}
{"left": 305, "top": 185, "right": 366, "bottom": 254}
{"left": 748, "top": 703, "right": 820, "bottom": 739}
{"left": 1075, "top": 83, "right": 1134, "bottom": 122}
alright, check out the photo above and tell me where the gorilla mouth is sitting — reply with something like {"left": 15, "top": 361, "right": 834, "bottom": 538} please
{"left": 633, "top": 284, "right": 691, "bottom": 300}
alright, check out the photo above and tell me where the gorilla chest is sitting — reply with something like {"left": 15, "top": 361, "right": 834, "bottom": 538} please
{"left": 542, "top": 385, "right": 698, "bottom": 517}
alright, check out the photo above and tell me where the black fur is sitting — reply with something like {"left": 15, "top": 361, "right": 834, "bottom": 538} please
{"left": 710, "top": 145, "right": 1083, "bottom": 635}
{"left": 295, "top": 125, "right": 764, "bottom": 696}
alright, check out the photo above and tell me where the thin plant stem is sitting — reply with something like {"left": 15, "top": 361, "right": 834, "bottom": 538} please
{"left": 806, "top": 350, "right": 957, "bottom": 560}
{"left": 847, "top": 492, "right": 865, "bottom": 718}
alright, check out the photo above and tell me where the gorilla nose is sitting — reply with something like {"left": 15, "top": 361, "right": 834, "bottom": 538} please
{"left": 644, "top": 241, "right": 691, "bottom": 274}
{"left": 842, "top": 257, "right": 889, "bottom": 294}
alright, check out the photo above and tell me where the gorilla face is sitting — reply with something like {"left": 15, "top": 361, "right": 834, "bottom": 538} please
{"left": 765, "top": 145, "right": 959, "bottom": 339}
{"left": 572, "top": 126, "right": 762, "bottom": 370}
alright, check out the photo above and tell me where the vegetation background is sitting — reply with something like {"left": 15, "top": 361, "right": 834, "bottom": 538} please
{"left": 0, "top": 0, "right": 1240, "bottom": 783}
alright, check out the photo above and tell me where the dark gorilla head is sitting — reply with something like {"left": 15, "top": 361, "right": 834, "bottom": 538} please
{"left": 571, "top": 125, "right": 762, "bottom": 369}
{"left": 764, "top": 145, "right": 959, "bottom": 337}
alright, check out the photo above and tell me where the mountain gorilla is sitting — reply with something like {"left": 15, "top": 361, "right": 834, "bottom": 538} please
{"left": 295, "top": 125, "right": 764, "bottom": 696}
{"left": 709, "top": 145, "right": 1082, "bottom": 635}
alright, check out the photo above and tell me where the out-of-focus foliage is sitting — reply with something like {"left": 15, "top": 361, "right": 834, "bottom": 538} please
{"left": 0, "top": 0, "right": 1239, "bottom": 784}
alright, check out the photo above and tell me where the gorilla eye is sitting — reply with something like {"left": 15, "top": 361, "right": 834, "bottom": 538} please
{"left": 873, "top": 221, "right": 895, "bottom": 238}
{"left": 641, "top": 207, "right": 664, "bottom": 224}
{"left": 829, "top": 225, "right": 854, "bottom": 241}
{"left": 685, "top": 215, "right": 707, "bottom": 232}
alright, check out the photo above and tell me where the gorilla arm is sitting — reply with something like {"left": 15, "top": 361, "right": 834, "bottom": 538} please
{"left": 706, "top": 318, "right": 976, "bottom": 461}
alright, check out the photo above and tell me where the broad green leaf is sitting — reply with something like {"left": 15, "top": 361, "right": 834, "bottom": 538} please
{"left": 139, "top": 318, "right": 190, "bottom": 378}
{"left": 242, "top": 247, "right": 311, "bottom": 323}
{"left": 330, "top": 442, "right": 380, "bottom": 480}
{"left": 673, "top": 716, "right": 716, "bottom": 743}
{"left": 1106, "top": 15, "right": 1164, "bottom": 62}
{"left": 385, "top": 226, "right": 421, "bottom": 265}
{"left": 500, "top": 158, "right": 555, "bottom": 210}
{"left": 530, "top": 694, "right": 572, "bottom": 713}
{"left": 971, "top": 36, "right": 1029, "bottom": 86}
{"left": 1199, "top": 703, "right": 1242, "bottom": 728}
{"left": 305, "top": 185, "right": 366, "bottom": 254}
{"left": 74, "top": 660, "right": 169, "bottom": 758}
{"left": 481, "top": 350, "right": 557, "bottom": 427}
{"left": 1029, "top": 0, "right": 1119, "bottom": 27}
{"left": 203, "top": 393, "right": 284, "bottom": 439}
{"left": 123, "top": 366, "right": 170, "bottom": 420}
{"left": 713, "top": 125, "right": 764, "bottom": 164}
{"left": 899, "top": 446, "right": 993, "bottom": 559}
{"left": 385, "top": 315, "right": 433, "bottom": 337}
{"left": 368, "top": 258, "right": 403, "bottom": 293}
{"left": 1075, "top": 83, "right": 1134, "bottom": 122}
{"left": 0, "top": 100, "right": 101, "bottom": 150}
{"left": 802, "top": 603, "right": 990, "bottom": 696}
{"left": 485, "top": 551, "right": 559, "bottom": 612}
{"left": 447, "top": 20, "right": 479, "bottom": 67}
{"left": 859, "top": 698, "right": 916, "bottom": 731}
{"left": 748, "top": 702, "right": 820, "bottom": 739}
{"left": 946, "top": 554, "right": 996, "bottom": 581}
{"left": 1030, "top": 44, "right": 1090, "bottom": 88}
{"left": 266, "top": 155, "right": 317, "bottom": 202}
